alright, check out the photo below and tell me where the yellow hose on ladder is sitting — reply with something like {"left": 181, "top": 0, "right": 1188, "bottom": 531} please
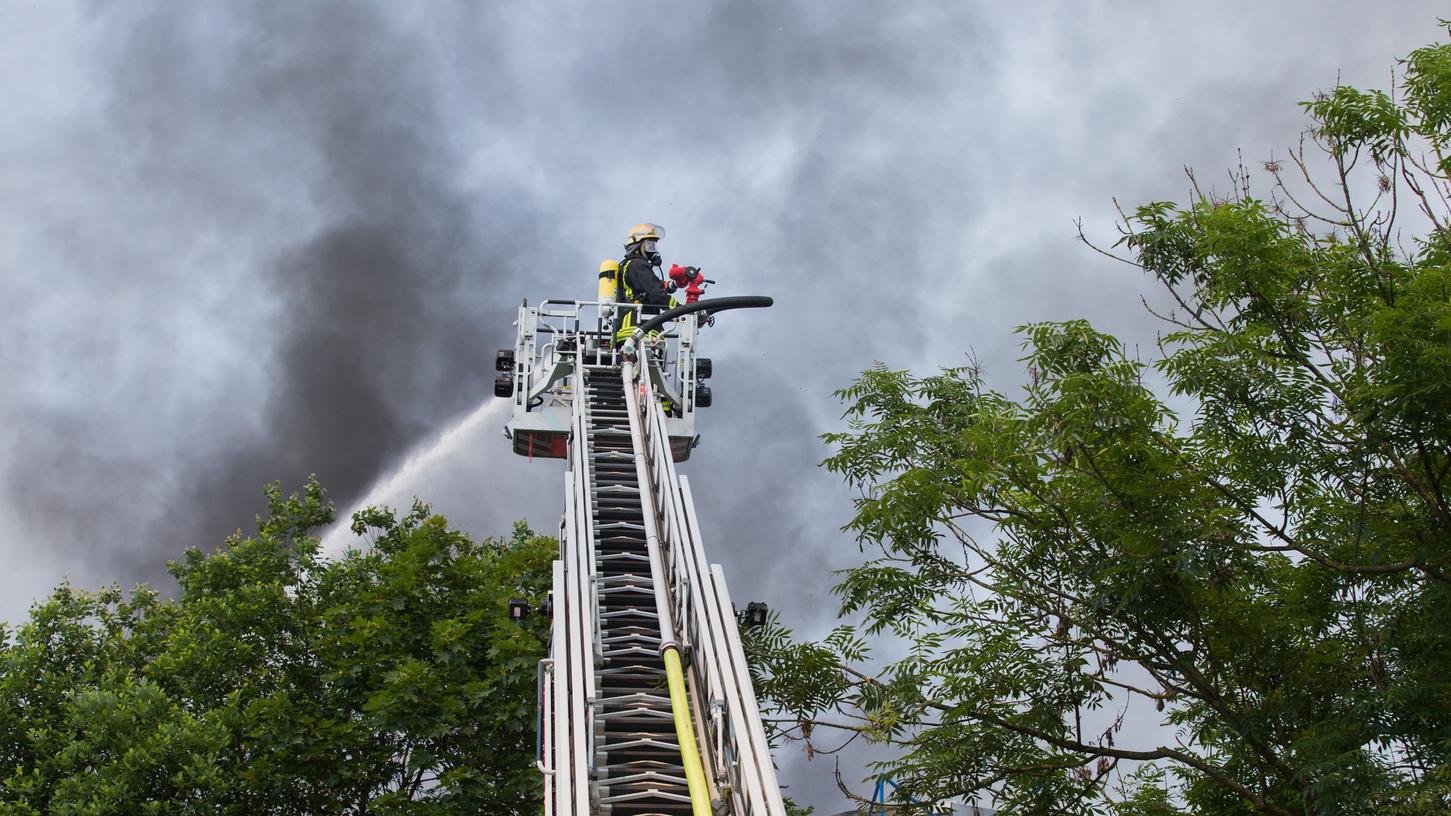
{"left": 663, "top": 646, "right": 712, "bottom": 816}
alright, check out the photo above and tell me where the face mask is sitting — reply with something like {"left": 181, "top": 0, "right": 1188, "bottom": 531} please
{"left": 641, "top": 239, "right": 661, "bottom": 265}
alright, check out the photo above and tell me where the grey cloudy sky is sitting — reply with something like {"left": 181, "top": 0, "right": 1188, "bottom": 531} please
{"left": 2, "top": 1, "right": 1445, "bottom": 810}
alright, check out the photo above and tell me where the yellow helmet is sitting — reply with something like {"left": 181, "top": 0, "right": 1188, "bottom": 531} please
{"left": 624, "top": 223, "right": 665, "bottom": 247}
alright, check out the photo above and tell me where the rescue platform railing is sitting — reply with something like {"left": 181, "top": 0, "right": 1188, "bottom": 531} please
{"left": 510, "top": 299, "right": 703, "bottom": 415}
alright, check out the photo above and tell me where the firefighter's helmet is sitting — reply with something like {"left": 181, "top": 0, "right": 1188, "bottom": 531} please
{"left": 624, "top": 223, "right": 665, "bottom": 247}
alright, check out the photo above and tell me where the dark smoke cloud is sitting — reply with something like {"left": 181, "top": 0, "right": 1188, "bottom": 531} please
{"left": 4, "top": 2, "right": 538, "bottom": 583}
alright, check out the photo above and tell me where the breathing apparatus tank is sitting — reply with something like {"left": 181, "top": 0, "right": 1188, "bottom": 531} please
{"left": 597, "top": 259, "right": 618, "bottom": 303}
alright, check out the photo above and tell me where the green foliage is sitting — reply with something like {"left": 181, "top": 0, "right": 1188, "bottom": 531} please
{"left": 782, "top": 795, "right": 816, "bottom": 816}
{"left": 0, "top": 479, "right": 555, "bottom": 815}
{"left": 747, "top": 29, "right": 1451, "bottom": 816}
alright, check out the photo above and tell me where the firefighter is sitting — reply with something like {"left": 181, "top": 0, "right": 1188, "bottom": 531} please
{"left": 604, "top": 223, "right": 675, "bottom": 343}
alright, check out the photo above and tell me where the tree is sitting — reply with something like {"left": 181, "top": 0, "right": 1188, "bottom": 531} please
{"left": 746, "top": 29, "right": 1451, "bottom": 816}
{"left": 0, "top": 480, "right": 555, "bottom": 815}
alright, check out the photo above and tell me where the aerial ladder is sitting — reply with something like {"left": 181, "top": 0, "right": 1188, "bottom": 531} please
{"left": 496, "top": 296, "right": 786, "bottom": 816}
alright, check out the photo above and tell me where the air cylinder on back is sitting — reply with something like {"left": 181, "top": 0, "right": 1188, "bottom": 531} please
{"left": 598, "top": 259, "right": 618, "bottom": 303}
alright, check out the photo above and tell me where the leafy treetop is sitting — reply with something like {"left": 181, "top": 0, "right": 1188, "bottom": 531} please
{"left": 746, "top": 25, "right": 1451, "bottom": 816}
{"left": 0, "top": 479, "right": 555, "bottom": 816}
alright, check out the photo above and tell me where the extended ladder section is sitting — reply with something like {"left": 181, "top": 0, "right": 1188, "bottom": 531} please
{"left": 540, "top": 342, "right": 785, "bottom": 816}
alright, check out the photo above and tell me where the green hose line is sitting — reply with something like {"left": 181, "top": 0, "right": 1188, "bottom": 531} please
{"left": 663, "top": 646, "right": 712, "bottom": 816}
